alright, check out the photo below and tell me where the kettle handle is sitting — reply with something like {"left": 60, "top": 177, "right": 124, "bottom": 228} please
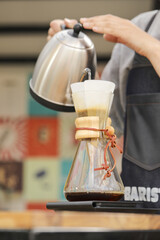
{"left": 61, "top": 24, "right": 68, "bottom": 30}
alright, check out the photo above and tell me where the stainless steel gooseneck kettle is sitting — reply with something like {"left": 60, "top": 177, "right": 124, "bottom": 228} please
{"left": 29, "top": 23, "right": 97, "bottom": 112}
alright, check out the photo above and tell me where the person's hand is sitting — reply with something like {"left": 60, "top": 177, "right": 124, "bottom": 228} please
{"left": 47, "top": 18, "right": 78, "bottom": 41}
{"left": 80, "top": 14, "right": 154, "bottom": 57}
{"left": 80, "top": 14, "right": 160, "bottom": 77}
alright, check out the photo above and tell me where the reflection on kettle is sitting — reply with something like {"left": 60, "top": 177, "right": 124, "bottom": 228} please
{"left": 30, "top": 23, "right": 97, "bottom": 112}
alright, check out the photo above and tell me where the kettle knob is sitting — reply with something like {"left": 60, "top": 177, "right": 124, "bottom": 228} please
{"left": 61, "top": 23, "right": 83, "bottom": 37}
{"left": 73, "top": 23, "right": 83, "bottom": 37}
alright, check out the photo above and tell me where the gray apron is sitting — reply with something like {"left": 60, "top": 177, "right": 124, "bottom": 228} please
{"left": 121, "top": 13, "right": 160, "bottom": 208}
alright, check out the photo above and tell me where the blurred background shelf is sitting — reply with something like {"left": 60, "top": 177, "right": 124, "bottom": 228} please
{"left": 0, "top": 0, "right": 156, "bottom": 62}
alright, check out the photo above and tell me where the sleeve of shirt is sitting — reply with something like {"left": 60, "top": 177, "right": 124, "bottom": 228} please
{"left": 101, "top": 43, "right": 124, "bottom": 137}
{"left": 101, "top": 10, "right": 159, "bottom": 137}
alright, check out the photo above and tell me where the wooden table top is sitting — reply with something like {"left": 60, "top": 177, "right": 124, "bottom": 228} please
{"left": 0, "top": 210, "right": 160, "bottom": 230}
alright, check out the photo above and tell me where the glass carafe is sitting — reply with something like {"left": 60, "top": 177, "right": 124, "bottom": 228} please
{"left": 64, "top": 81, "right": 124, "bottom": 201}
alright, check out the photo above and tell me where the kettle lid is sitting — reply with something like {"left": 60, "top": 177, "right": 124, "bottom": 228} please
{"left": 56, "top": 23, "right": 94, "bottom": 49}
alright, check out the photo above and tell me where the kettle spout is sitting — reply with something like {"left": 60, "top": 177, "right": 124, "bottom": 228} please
{"left": 79, "top": 68, "right": 91, "bottom": 82}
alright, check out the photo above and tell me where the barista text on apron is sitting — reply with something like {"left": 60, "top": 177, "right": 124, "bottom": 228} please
{"left": 125, "top": 186, "right": 160, "bottom": 203}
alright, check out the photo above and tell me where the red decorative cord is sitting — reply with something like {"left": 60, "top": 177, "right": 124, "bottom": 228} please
{"left": 75, "top": 127, "right": 123, "bottom": 179}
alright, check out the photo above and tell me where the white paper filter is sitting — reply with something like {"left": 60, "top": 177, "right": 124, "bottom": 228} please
{"left": 84, "top": 80, "right": 114, "bottom": 111}
{"left": 71, "top": 82, "right": 85, "bottom": 112}
{"left": 84, "top": 80, "right": 115, "bottom": 93}
{"left": 71, "top": 82, "right": 84, "bottom": 93}
{"left": 71, "top": 80, "right": 115, "bottom": 113}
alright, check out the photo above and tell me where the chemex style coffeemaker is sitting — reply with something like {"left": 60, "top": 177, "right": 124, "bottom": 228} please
{"left": 64, "top": 80, "right": 124, "bottom": 201}
{"left": 29, "top": 23, "right": 124, "bottom": 202}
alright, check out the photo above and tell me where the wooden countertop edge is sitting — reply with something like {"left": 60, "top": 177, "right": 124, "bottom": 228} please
{"left": 59, "top": 211, "right": 160, "bottom": 230}
{"left": 0, "top": 211, "right": 159, "bottom": 230}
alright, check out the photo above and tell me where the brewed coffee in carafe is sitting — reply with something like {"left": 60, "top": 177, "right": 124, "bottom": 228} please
{"left": 64, "top": 80, "right": 124, "bottom": 201}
